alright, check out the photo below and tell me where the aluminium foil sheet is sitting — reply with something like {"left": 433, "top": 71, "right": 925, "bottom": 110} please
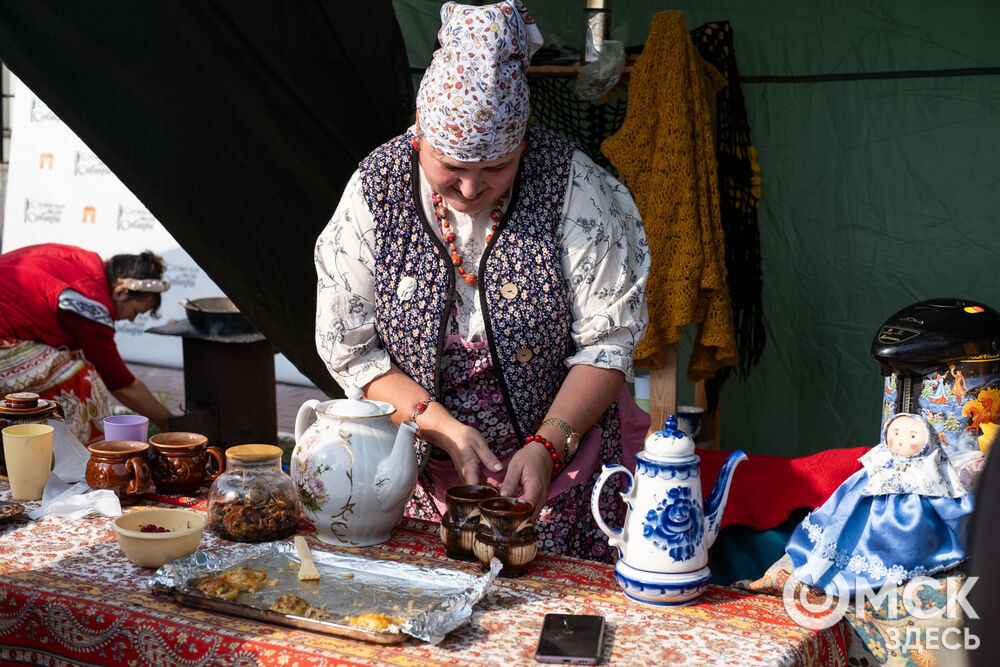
{"left": 149, "top": 541, "right": 501, "bottom": 644}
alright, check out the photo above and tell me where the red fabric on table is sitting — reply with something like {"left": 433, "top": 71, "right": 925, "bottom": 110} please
{"left": 698, "top": 446, "right": 871, "bottom": 531}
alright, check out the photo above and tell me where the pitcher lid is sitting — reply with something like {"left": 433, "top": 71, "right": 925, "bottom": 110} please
{"left": 315, "top": 387, "right": 395, "bottom": 418}
{"left": 644, "top": 415, "right": 696, "bottom": 459}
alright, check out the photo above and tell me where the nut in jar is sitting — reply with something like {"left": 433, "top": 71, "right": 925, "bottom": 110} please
{"left": 207, "top": 444, "right": 300, "bottom": 542}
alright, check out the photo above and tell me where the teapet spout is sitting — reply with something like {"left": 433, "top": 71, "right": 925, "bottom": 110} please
{"left": 374, "top": 420, "right": 419, "bottom": 511}
{"left": 703, "top": 450, "right": 748, "bottom": 549}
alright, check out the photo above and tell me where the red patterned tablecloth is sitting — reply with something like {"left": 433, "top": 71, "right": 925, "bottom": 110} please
{"left": 0, "top": 482, "right": 848, "bottom": 666}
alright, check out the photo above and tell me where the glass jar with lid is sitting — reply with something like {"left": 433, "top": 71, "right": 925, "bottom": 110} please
{"left": 206, "top": 444, "right": 300, "bottom": 542}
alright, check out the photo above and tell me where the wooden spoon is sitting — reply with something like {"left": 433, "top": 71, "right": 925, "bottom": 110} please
{"left": 294, "top": 535, "right": 321, "bottom": 581}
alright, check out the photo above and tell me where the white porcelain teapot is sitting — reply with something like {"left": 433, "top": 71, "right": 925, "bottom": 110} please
{"left": 291, "top": 388, "right": 418, "bottom": 546}
{"left": 591, "top": 415, "right": 747, "bottom": 605}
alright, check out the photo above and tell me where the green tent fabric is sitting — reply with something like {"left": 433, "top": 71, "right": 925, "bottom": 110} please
{"left": 3, "top": 0, "right": 997, "bottom": 456}
{"left": 395, "top": 0, "right": 1000, "bottom": 456}
{"left": 0, "top": 0, "right": 414, "bottom": 398}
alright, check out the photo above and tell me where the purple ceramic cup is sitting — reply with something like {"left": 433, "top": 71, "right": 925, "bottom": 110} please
{"left": 103, "top": 415, "right": 149, "bottom": 442}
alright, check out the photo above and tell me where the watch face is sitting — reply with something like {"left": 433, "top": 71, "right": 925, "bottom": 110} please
{"left": 566, "top": 432, "right": 580, "bottom": 456}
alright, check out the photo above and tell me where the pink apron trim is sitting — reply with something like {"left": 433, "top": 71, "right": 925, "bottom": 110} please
{"left": 424, "top": 383, "right": 650, "bottom": 515}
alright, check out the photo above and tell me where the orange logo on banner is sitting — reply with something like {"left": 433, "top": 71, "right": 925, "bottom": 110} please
{"left": 82, "top": 206, "right": 96, "bottom": 223}
{"left": 39, "top": 153, "right": 54, "bottom": 169}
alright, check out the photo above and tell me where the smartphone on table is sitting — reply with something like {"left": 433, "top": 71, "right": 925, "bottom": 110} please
{"left": 534, "top": 613, "right": 606, "bottom": 665}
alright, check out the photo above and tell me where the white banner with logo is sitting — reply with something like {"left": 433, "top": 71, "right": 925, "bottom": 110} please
{"left": 1, "top": 75, "right": 311, "bottom": 386}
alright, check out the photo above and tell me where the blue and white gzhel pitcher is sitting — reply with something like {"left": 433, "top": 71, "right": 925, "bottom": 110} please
{"left": 591, "top": 415, "right": 747, "bottom": 605}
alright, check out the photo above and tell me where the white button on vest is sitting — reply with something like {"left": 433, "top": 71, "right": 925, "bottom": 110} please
{"left": 396, "top": 276, "right": 417, "bottom": 302}
{"left": 500, "top": 283, "right": 518, "bottom": 299}
{"left": 516, "top": 347, "right": 533, "bottom": 363}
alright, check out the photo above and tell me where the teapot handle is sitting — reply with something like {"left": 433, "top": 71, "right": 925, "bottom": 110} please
{"left": 590, "top": 464, "right": 632, "bottom": 550}
{"left": 295, "top": 400, "right": 321, "bottom": 443}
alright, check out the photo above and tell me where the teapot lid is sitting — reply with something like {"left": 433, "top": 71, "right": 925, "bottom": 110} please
{"left": 316, "top": 387, "right": 394, "bottom": 418}
{"left": 644, "top": 415, "right": 696, "bottom": 459}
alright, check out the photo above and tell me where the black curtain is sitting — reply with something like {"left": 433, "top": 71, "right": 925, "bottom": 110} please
{"left": 0, "top": 0, "right": 414, "bottom": 397}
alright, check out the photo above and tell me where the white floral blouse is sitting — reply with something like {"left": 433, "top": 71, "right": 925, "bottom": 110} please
{"left": 314, "top": 148, "right": 650, "bottom": 393}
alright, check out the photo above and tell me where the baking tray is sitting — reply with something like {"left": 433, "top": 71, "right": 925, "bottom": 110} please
{"left": 149, "top": 541, "right": 501, "bottom": 644}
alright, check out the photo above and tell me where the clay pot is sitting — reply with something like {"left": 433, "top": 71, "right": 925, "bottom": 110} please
{"left": 440, "top": 484, "right": 500, "bottom": 560}
{"left": 148, "top": 432, "right": 224, "bottom": 495}
{"left": 85, "top": 440, "right": 152, "bottom": 505}
{"left": 0, "top": 392, "right": 63, "bottom": 474}
{"left": 473, "top": 497, "right": 538, "bottom": 577}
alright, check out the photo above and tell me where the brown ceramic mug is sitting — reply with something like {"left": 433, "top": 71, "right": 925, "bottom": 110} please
{"left": 148, "top": 432, "right": 224, "bottom": 495}
{"left": 85, "top": 440, "right": 152, "bottom": 505}
{"left": 440, "top": 484, "right": 500, "bottom": 560}
{"left": 472, "top": 496, "right": 538, "bottom": 577}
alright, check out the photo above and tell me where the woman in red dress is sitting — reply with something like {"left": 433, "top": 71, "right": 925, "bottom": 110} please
{"left": 0, "top": 243, "right": 175, "bottom": 444}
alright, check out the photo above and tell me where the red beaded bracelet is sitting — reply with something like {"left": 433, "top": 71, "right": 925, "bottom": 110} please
{"left": 523, "top": 434, "right": 562, "bottom": 478}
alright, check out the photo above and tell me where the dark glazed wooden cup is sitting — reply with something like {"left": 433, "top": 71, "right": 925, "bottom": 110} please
{"left": 440, "top": 484, "right": 500, "bottom": 560}
{"left": 473, "top": 496, "right": 538, "bottom": 577}
{"left": 148, "top": 432, "right": 224, "bottom": 494}
{"left": 85, "top": 440, "right": 152, "bottom": 505}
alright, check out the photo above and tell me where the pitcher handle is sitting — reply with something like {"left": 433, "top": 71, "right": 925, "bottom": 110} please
{"left": 204, "top": 446, "right": 225, "bottom": 481}
{"left": 126, "top": 455, "right": 151, "bottom": 496}
{"left": 591, "top": 464, "right": 631, "bottom": 550}
{"left": 295, "top": 400, "right": 321, "bottom": 443}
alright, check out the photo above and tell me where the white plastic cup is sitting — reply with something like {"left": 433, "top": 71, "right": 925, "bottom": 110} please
{"left": 3, "top": 423, "right": 55, "bottom": 500}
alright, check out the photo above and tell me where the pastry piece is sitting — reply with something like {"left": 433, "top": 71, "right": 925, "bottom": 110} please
{"left": 195, "top": 576, "right": 239, "bottom": 601}
{"left": 269, "top": 594, "right": 329, "bottom": 619}
{"left": 220, "top": 566, "right": 269, "bottom": 593}
{"left": 346, "top": 612, "right": 402, "bottom": 632}
{"left": 270, "top": 594, "right": 310, "bottom": 615}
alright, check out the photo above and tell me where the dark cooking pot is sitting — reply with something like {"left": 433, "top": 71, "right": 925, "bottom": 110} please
{"left": 182, "top": 297, "right": 256, "bottom": 336}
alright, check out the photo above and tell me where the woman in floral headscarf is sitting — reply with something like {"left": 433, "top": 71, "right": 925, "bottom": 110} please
{"left": 314, "top": 0, "right": 650, "bottom": 562}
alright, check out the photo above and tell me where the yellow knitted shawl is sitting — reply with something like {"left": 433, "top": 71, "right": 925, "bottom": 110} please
{"left": 602, "top": 11, "right": 738, "bottom": 381}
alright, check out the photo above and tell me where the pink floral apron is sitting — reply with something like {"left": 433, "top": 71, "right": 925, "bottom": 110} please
{"left": 405, "top": 308, "right": 650, "bottom": 563}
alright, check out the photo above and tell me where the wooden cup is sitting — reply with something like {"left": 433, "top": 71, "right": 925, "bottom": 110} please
{"left": 440, "top": 484, "right": 500, "bottom": 560}
{"left": 473, "top": 496, "right": 538, "bottom": 577}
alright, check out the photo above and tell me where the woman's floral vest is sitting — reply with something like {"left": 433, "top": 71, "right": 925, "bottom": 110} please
{"left": 360, "top": 126, "right": 577, "bottom": 441}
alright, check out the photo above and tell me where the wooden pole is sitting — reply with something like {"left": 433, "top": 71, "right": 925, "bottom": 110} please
{"left": 647, "top": 344, "right": 678, "bottom": 437}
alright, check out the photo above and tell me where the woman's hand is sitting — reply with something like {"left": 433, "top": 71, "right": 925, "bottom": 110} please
{"left": 110, "top": 379, "right": 174, "bottom": 430}
{"left": 500, "top": 442, "right": 553, "bottom": 518}
{"left": 362, "top": 365, "right": 502, "bottom": 483}
{"left": 439, "top": 422, "right": 503, "bottom": 485}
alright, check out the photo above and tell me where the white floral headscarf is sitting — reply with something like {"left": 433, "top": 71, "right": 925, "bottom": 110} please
{"left": 415, "top": 0, "right": 544, "bottom": 161}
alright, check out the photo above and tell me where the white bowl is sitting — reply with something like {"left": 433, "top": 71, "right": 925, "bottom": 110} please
{"left": 112, "top": 508, "right": 206, "bottom": 568}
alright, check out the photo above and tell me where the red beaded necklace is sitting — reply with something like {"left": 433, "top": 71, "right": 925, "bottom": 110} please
{"left": 430, "top": 192, "right": 504, "bottom": 287}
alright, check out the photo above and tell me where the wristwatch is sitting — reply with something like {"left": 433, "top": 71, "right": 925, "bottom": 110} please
{"left": 542, "top": 418, "right": 580, "bottom": 462}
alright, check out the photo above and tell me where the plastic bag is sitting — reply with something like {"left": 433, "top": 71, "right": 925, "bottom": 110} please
{"left": 574, "top": 40, "right": 624, "bottom": 101}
